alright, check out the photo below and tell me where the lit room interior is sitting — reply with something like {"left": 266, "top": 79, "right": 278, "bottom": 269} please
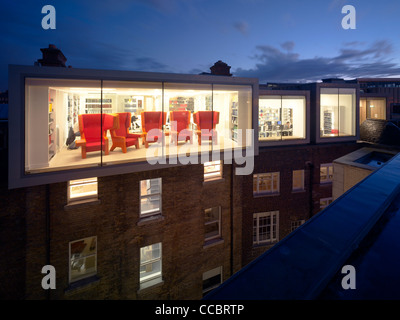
{"left": 24, "top": 78, "right": 252, "bottom": 173}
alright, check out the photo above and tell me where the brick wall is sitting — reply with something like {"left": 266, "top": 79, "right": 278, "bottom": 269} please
{"left": 1, "top": 163, "right": 240, "bottom": 300}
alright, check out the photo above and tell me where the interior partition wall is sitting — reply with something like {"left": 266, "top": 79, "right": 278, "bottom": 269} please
{"left": 24, "top": 77, "right": 253, "bottom": 174}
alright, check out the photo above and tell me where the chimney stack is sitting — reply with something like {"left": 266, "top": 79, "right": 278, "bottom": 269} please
{"left": 210, "top": 60, "right": 232, "bottom": 76}
{"left": 37, "top": 44, "right": 67, "bottom": 67}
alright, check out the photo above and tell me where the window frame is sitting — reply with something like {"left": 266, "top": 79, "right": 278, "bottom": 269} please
{"left": 204, "top": 206, "right": 222, "bottom": 242}
{"left": 68, "top": 236, "right": 97, "bottom": 284}
{"left": 290, "top": 219, "right": 305, "bottom": 232}
{"left": 139, "top": 242, "right": 163, "bottom": 288}
{"left": 320, "top": 163, "right": 333, "bottom": 184}
{"left": 253, "top": 211, "right": 279, "bottom": 245}
{"left": 320, "top": 197, "right": 333, "bottom": 210}
{"left": 139, "top": 178, "right": 162, "bottom": 217}
{"left": 204, "top": 160, "right": 223, "bottom": 181}
{"left": 292, "top": 169, "right": 305, "bottom": 191}
{"left": 67, "top": 177, "right": 98, "bottom": 203}
{"left": 253, "top": 172, "right": 280, "bottom": 196}
{"left": 202, "top": 266, "right": 223, "bottom": 296}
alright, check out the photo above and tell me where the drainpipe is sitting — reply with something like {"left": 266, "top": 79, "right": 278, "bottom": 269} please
{"left": 306, "top": 161, "right": 314, "bottom": 219}
{"left": 45, "top": 183, "right": 51, "bottom": 300}
{"left": 230, "top": 163, "right": 234, "bottom": 276}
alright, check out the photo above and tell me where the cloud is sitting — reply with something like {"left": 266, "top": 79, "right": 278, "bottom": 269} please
{"left": 233, "top": 21, "right": 249, "bottom": 35}
{"left": 234, "top": 40, "right": 400, "bottom": 83}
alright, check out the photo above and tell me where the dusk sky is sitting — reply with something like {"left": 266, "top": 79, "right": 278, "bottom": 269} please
{"left": 1, "top": 0, "right": 400, "bottom": 91}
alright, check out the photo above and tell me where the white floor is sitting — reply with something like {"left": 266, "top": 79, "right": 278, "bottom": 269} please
{"left": 30, "top": 134, "right": 246, "bottom": 173}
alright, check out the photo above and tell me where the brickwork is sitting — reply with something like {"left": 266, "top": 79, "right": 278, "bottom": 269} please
{"left": 1, "top": 163, "right": 240, "bottom": 300}
{"left": 241, "top": 142, "right": 365, "bottom": 266}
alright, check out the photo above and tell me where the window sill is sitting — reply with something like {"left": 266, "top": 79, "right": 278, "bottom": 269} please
{"left": 137, "top": 214, "right": 164, "bottom": 226}
{"left": 320, "top": 182, "right": 332, "bottom": 186}
{"left": 292, "top": 189, "right": 306, "bottom": 194}
{"left": 64, "top": 275, "right": 100, "bottom": 295}
{"left": 64, "top": 198, "right": 101, "bottom": 210}
{"left": 253, "top": 193, "right": 280, "bottom": 198}
{"left": 137, "top": 278, "right": 164, "bottom": 294}
{"left": 252, "top": 241, "right": 277, "bottom": 248}
{"left": 203, "top": 238, "right": 224, "bottom": 249}
{"left": 203, "top": 177, "right": 225, "bottom": 186}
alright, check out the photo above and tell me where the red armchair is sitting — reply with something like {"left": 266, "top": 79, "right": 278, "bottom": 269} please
{"left": 169, "top": 110, "right": 193, "bottom": 145}
{"left": 75, "top": 113, "right": 115, "bottom": 159}
{"left": 193, "top": 111, "right": 219, "bottom": 145}
{"left": 141, "top": 111, "right": 166, "bottom": 148}
{"left": 110, "top": 112, "right": 141, "bottom": 153}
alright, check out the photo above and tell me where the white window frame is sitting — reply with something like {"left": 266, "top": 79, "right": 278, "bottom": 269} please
{"left": 292, "top": 169, "right": 305, "bottom": 191}
{"left": 69, "top": 236, "right": 97, "bottom": 284}
{"left": 204, "top": 206, "right": 222, "bottom": 242}
{"left": 290, "top": 219, "right": 305, "bottom": 232}
{"left": 320, "top": 197, "right": 333, "bottom": 210}
{"left": 253, "top": 172, "right": 280, "bottom": 196}
{"left": 204, "top": 160, "right": 223, "bottom": 181}
{"left": 320, "top": 163, "right": 333, "bottom": 184}
{"left": 202, "top": 266, "right": 223, "bottom": 296}
{"left": 253, "top": 211, "right": 279, "bottom": 245}
{"left": 140, "top": 178, "right": 162, "bottom": 217}
{"left": 68, "top": 177, "right": 98, "bottom": 203}
{"left": 140, "top": 242, "right": 162, "bottom": 289}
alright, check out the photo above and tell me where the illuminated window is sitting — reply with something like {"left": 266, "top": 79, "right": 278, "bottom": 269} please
{"left": 69, "top": 236, "right": 97, "bottom": 283}
{"left": 320, "top": 88, "right": 356, "bottom": 137}
{"left": 253, "top": 172, "right": 280, "bottom": 196}
{"left": 204, "top": 160, "right": 222, "bottom": 181}
{"left": 140, "top": 243, "right": 162, "bottom": 289}
{"left": 290, "top": 220, "right": 305, "bottom": 232}
{"left": 68, "top": 177, "right": 98, "bottom": 203}
{"left": 253, "top": 211, "right": 279, "bottom": 245}
{"left": 202, "top": 266, "right": 222, "bottom": 296}
{"left": 140, "top": 178, "right": 162, "bottom": 217}
{"left": 292, "top": 170, "right": 304, "bottom": 191}
{"left": 204, "top": 207, "right": 221, "bottom": 242}
{"left": 320, "top": 163, "right": 333, "bottom": 184}
{"left": 320, "top": 197, "right": 333, "bottom": 210}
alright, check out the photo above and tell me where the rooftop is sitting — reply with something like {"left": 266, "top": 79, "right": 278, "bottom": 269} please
{"left": 204, "top": 153, "right": 400, "bottom": 300}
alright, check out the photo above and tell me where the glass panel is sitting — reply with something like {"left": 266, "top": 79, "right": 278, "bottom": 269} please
{"left": 320, "top": 88, "right": 339, "bottom": 137}
{"left": 205, "top": 222, "right": 220, "bottom": 239}
{"left": 366, "top": 98, "right": 386, "bottom": 120}
{"left": 69, "top": 177, "right": 98, "bottom": 201}
{"left": 140, "top": 195, "right": 161, "bottom": 215}
{"left": 205, "top": 207, "right": 220, "bottom": 223}
{"left": 213, "top": 84, "right": 252, "bottom": 150}
{"left": 101, "top": 80, "right": 163, "bottom": 165}
{"left": 320, "top": 166, "right": 328, "bottom": 182}
{"left": 292, "top": 170, "right": 303, "bottom": 190}
{"left": 165, "top": 83, "right": 212, "bottom": 156}
{"left": 25, "top": 78, "right": 102, "bottom": 173}
{"left": 140, "top": 178, "right": 161, "bottom": 196}
{"left": 204, "top": 160, "right": 222, "bottom": 179}
{"left": 70, "top": 236, "right": 97, "bottom": 282}
{"left": 258, "top": 96, "right": 281, "bottom": 141}
{"left": 338, "top": 88, "right": 356, "bottom": 136}
{"left": 282, "top": 96, "right": 306, "bottom": 140}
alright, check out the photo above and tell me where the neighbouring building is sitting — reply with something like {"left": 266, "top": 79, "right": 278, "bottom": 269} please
{"left": 3, "top": 45, "right": 400, "bottom": 300}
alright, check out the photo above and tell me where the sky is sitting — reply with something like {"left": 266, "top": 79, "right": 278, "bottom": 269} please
{"left": 1, "top": 0, "right": 400, "bottom": 91}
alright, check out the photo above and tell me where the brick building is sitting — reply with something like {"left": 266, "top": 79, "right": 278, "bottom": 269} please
{"left": 3, "top": 46, "right": 399, "bottom": 300}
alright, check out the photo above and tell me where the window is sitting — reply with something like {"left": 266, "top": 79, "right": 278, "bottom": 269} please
{"left": 69, "top": 236, "right": 97, "bottom": 283}
{"left": 320, "top": 88, "right": 356, "bottom": 137}
{"left": 253, "top": 172, "right": 280, "bottom": 195}
{"left": 360, "top": 98, "right": 386, "bottom": 124}
{"left": 140, "top": 178, "right": 162, "bottom": 216}
{"left": 204, "top": 160, "right": 222, "bottom": 181}
{"left": 68, "top": 177, "right": 98, "bottom": 203}
{"left": 202, "top": 266, "right": 222, "bottom": 296}
{"left": 320, "top": 163, "right": 333, "bottom": 184}
{"left": 292, "top": 170, "right": 305, "bottom": 191}
{"left": 140, "top": 243, "right": 162, "bottom": 289}
{"left": 204, "top": 207, "right": 221, "bottom": 242}
{"left": 253, "top": 211, "right": 279, "bottom": 245}
{"left": 259, "top": 95, "right": 306, "bottom": 141}
{"left": 290, "top": 220, "right": 305, "bottom": 232}
{"left": 320, "top": 197, "right": 333, "bottom": 210}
